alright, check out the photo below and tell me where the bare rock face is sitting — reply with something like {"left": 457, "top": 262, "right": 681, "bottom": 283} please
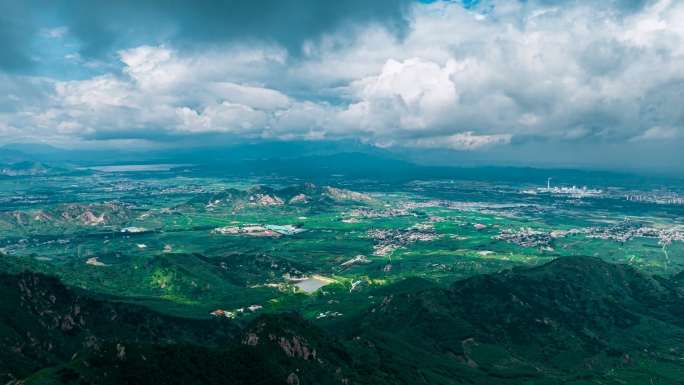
{"left": 287, "top": 373, "right": 300, "bottom": 385}
{"left": 240, "top": 314, "right": 323, "bottom": 366}
{"left": 1, "top": 202, "right": 130, "bottom": 231}
{"left": 241, "top": 321, "right": 268, "bottom": 347}
{"left": 33, "top": 211, "right": 55, "bottom": 222}
{"left": 116, "top": 343, "right": 126, "bottom": 359}
{"left": 278, "top": 335, "right": 311, "bottom": 360}
{"left": 289, "top": 194, "right": 309, "bottom": 203}
{"left": 243, "top": 333, "right": 259, "bottom": 346}
{"left": 80, "top": 211, "right": 106, "bottom": 225}
{"left": 255, "top": 194, "right": 284, "bottom": 206}
{"left": 322, "top": 186, "right": 372, "bottom": 201}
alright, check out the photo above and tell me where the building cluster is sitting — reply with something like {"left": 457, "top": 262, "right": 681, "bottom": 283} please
{"left": 211, "top": 304, "right": 263, "bottom": 318}
{"left": 536, "top": 186, "right": 603, "bottom": 197}
{"left": 494, "top": 227, "right": 553, "bottom": 248}
{"left": 264, "top": 225, "right": 305, "bottom": 236}
{"left": 365, "top": 223, "right": 440, "bottom": 256}
{"left": 214, "top": 224, "right": 304, "bottom": 236}
{"left": 396, "top": 200, "right": 449, "bottom": 209}
{"left": 589, "top": 223, "right": 684, "bottom": 244}
{"left": 490, "top": 221, "right": 684, "bottom": 250}
{"left": 343, "top": 208, "right": 410, "bottom": 218}
{"left": 210, "top": 309, "right": 233, "bottom": 318}
{"left": 547, "top": 222, "right": 684, "bottom": 245}
{"left": 417, "top": 200, "right": 547, "bottom": 218}
{"left": 533, "top": 180, "right": 684, "bottom": 205}
{"left": 624, "top": 193, "right": 684, "bottom": 205}
{"left": 2, "top": 237, "right": 73, "bottom": 254}
{"left": 317, "top": 310, "right": 342, "bottom": 318}
{"left": 0, "top": 195, "right": 50, "bottom": 204}
{"left": 151, "top": 185, "right": 208, "bottom": 195}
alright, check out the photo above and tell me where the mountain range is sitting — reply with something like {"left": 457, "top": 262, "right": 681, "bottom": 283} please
{"left": 1, "top": 143, "right": 680, "bottom": 187}
{"left": 3, "top": 255, "right": 684, "bottom": 384}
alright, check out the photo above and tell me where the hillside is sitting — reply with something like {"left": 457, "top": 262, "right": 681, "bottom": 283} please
{"left": 361, "top": 256, "right": 684, "bottom": 383}
{"left": 7, "top": 256, "right": 684, "bottom": 384}
{"left": 188, "top": 183, "right": 372, "bottom": 209}
{"left": 10, "top": 252, "right": 312, "bottom": 317}
{"left": 23, "top": 312, "right": 430, "bottom": 385}
{"left": 0, "top": 203, "right": 131, "bottom": 234}
{"left": 0, "top": 161, "right": 52, "bottom": 176}
{"left": 0, "top": 271, "right": 240, "bottom": 383}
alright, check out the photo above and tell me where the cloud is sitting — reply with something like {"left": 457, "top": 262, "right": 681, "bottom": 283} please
{"left": 40, "top": 27, "right": 68, "bottom": 38}
{"left": 0, "top": 1, "right": 36, "bottom": 71}
{"left": 5, "top": 0, "right": 412, "bottom": 65}
{"left": 629, "top": 126, "right": 678, "bottom": 142}
{"left": 345, "top": 57, "right": 460, "bottom": 133}
{"left": 24, "top": 45, "right": 300, "bottom": 141}
{"left": 407, "top": 132, "right": 512, "bottom": 150}
{"left": 0, "top": 0, "right": 683, "bottom": 169}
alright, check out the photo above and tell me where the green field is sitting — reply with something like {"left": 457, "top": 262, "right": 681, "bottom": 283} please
{"left": 3, "top": 168, "right": 684, "bottom": 384}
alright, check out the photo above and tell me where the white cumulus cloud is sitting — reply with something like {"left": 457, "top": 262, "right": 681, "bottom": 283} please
{"left": 0, "top": 0, "right": 683, "bottom": 161}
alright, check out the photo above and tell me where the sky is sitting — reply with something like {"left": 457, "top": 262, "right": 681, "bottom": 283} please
{"left": 0, "top": 0, "right": 683, "bottom": 170}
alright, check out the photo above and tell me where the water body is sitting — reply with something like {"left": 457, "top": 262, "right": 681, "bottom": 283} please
{"left": 83, "top": 164, "right": 191, "bottom": 172}
{"left": 295, "top": 278, "right": 329, "bottom": 293}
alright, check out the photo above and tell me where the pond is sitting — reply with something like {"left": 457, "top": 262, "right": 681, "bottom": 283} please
{"left": 295, "top": 278, "right": 329, "bottom": 293}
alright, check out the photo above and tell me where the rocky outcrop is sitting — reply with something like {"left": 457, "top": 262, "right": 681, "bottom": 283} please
{"left": 287, "top": 372, "right": 300, "bottom": 384}
{"left": 0, "top": 203, "right": 130, "bottom": 231}
{"left": 252, "top": 194, "right": 284, "bottom": 206}
{"left": 189, "top": 183, "right": 373, "bottom": 209}
{"left": 289, "top": 194, "right": 309, "bottom": 203}
{"left": 277, "top": 335, "right": 314, "bottom": 360}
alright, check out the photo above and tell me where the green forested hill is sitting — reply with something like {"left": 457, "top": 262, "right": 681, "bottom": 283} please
{"left": 0, "top": 271, "right": 240, "bottom": 383}
{"left": 1, "top": 252, "right": 310, "bottom": 318}
{"left": 5, "top": 256, "right": 684, "bottom": 384}
{"left": 23, "top": 312, "right": 430, "bottom": 385}
{"left": 360, "top": 256, "right": 684, "bottom": 384}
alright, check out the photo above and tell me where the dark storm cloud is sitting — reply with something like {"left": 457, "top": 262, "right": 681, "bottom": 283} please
{"left": 30, "top": 0, "right": 413, "bottom": 62}
{"left": 0, "top": 1, "right": 37, "bottom": 72}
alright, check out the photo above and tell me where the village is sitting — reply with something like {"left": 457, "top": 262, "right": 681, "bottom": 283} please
{"left": 365, "top": 223, "right": 440, "bottom": 256}
{"left": 554, "top": 222, "right": 684, "bottom": 244}
{"left": 494, "top": 222, "right": 684, "bottom": 249}
{"left": 343, "top": 208, "right": 411, "bottom": 218}
{"left": 494, "top": 227, "right": 554, "bottom": 249}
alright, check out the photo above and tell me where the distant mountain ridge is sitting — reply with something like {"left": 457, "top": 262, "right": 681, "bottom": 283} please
{"left": 2, "top": 140, "right": 678, "bottom": 185}
{"left": 1, "top": 144, "right": 65, "bottom": 154}
{"left": 0, "top": 161, "right": 53, "bottom": 175}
